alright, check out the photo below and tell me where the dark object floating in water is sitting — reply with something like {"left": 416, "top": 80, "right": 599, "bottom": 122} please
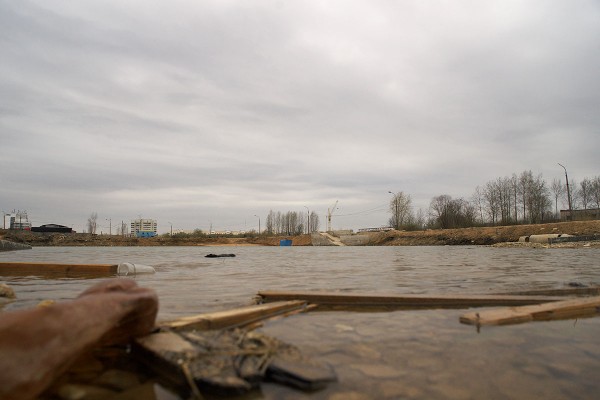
{"left": 205, "top": 254, "right": 236, "bottom": 258}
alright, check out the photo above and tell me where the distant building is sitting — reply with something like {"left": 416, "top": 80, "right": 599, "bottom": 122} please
{"left": 130, "top": 219, "right": 157, "bottom": 237}
{"left": 31, "top": 224, "right": 73, "bottom": 233}
{"left": 5, "top": 210, "right": 31, "bottom": 230}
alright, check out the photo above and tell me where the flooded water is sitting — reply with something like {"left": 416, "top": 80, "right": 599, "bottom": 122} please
{"left": 2, "top": 246, "right": 600, "bottom": 399}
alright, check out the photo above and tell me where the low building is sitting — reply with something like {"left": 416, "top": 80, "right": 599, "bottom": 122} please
{"left": 31, "top": 224, "right": 73, "bottom": 233}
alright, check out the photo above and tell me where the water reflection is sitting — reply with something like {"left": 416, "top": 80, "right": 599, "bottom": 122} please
{"left": 1, "top": 246, "right": 599, "bottom": 398}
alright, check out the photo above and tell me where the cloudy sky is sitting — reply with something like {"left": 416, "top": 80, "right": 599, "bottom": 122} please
{"left": 1, "top": 0, "right": 599, "bottom": 233}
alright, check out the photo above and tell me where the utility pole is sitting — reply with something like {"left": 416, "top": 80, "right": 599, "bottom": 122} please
{"left": 304, "top": 206, "right": 310, "bottom": 234}
{"left": 558, "top": 163, "right": 573, "bottom": 220}
{"left": 254, "top": 215, "right": 261, "bottom": 235}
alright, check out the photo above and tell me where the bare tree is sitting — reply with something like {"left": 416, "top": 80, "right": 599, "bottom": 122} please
{"left": 483, "top": 182, "right": 500, "bottom": 224}
{"left": 591, "top": 176, "right": 600, "bottom": 218}
{"left": 472, "top": 186, "right": 485, "bottom": 225}
{"left": 592, "top": 176, "right": 600, "bottom": 210}
{"left": 518, "top": 170, "right": 534, "bottom": 223}
{"left": 429, "top": 195, "right": 474, "bottom": 229}
{"left": 579, "top": 178, "right": 593, "bottom": 210}
{"left": 309, "top": 211, "right": 320, "bottom": 233}
{"left": 550, "top": 178, "right": 565, "bottom": 219}
{"left": 389, "top": 191, "right": 413, "bottom": 230}
{"left": 87, "top": 212, "right": 98, "bottom": 235}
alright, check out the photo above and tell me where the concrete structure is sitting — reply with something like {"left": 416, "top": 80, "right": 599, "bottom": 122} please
{"left": 0, "top": 240, "right": 32, "bottom": 252}
{"left": 130, "top": 219, "right": 157, "bottom": 237}
{"left": 560, "top": 208, "right": 600, "bottom": 221}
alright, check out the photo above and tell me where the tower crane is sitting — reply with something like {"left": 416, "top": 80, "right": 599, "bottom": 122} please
{"left": 327, "top": 200, "right": 338, "bottom": 232}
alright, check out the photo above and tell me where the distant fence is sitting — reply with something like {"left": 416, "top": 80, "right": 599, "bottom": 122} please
{"left": 357, "top": 227, "right": 393, "bottom": 233}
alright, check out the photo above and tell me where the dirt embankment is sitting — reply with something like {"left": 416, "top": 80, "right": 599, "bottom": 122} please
{"left": 1, "top": 221, "right": 599, "bottom": 247}
{"left": 368, "top": 220, "right": 600, "bottom": 246}
{"left": 0, "top": 230, "right": 313, "bottom": 247}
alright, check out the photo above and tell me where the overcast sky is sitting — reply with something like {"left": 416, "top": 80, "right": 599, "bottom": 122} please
{"left": 1, "top": 0, "right": 599, "bottom": 233}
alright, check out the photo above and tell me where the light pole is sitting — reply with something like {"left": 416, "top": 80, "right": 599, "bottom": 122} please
{"left": 254, "top": 215, "right": 261, "bottom": 235}
{"left": 304, "top": 206, "right": 310, "bottom": 234}
{"left": 389, "top": 191, "right": 399, "bottom": 230}
{"left": 558, "top": 163, "right": 573, "bottom": 220}
{"left": 105, "top": 218, "right": 112, "bottom": 235}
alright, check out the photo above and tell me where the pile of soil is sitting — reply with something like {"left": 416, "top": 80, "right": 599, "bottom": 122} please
{"left": 0, "top": 230, "right": 313, "bottom": 247}
{"left": 368, "top": 220, "right": 600, "bottom": 246}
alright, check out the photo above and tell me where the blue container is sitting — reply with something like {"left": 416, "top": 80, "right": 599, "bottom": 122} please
{"left": 279, "top": 239, "right": 293, "bottom": 246}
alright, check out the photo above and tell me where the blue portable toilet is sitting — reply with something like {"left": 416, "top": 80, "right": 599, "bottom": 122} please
{"left": 279, "top": 239, "right": 292, "bottom": 246}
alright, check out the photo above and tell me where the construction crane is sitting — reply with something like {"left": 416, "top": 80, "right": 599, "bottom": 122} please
{"left": 327, "top": 200, "right": 338, "bottom": 232}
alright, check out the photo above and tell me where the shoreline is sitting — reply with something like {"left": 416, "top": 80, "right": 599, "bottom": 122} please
{"left": 1, "top": 220, "right": 599, "bottom": 248}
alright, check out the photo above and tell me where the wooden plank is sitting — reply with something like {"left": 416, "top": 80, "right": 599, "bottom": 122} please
{"left": 160, "top": 300, "right": 308, "bottom": 331}
{"left": 0, "top": 262, "right": 118, "bottom": 278}
{"left": 256, "top": 290, "right": 564, "bottom": 309}
{"left": 459, "top": 296, "right": 600, "bottom": 326}
{"left": 496, "top": 287, "right": 600, "bottom": 297}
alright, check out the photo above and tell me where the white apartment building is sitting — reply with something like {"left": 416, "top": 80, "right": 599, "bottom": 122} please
{"left": 130, "top": 219, "right": 157, "bottom": 236}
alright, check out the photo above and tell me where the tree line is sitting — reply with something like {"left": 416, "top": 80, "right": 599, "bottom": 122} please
{"left": 390, "top": 171, "right": 600, "bottom": 230}
{"left": 265, "top": 210, "right": 320, "bottom": 235}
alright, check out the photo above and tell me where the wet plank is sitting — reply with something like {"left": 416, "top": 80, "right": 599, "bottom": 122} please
{"left": 460, "top": 296, "right": 600, "bottom": 326}
{"left": 496, "top": 286, "right": 600, "bottom": 297}
{"left": 160, "top": 300, "right": 308, "bottom": 331}
{"left": 256, "top": 290, "right": 564, "bottom": 309}
{"left": 0, "top": 262, "right": 118, "bottom": 278}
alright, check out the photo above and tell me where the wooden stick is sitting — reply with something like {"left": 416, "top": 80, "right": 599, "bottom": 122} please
{"left": 160, "top": 300, "right": 308, "bottom": 331}
{"left": 0, "top": 262, "right": 118, "bottom": 278}
{"left": 460, "top": 296, "right": 600, "bottom": 326}
{"left": 256, "top": 290, "right": 564, "bottom": 309}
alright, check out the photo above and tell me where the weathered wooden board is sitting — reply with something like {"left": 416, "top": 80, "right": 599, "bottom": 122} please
{"left": 0, "top": 262, "right": 118, "bottom": 278}
{"left": 160, "top": 300, "right": 308, "bottom": 331}
{"left": 256, "top": 290, "right": 564, "bottom": 309}
{"left": 460, "top": 296, "right": 600, "bottom": 326}
{"left": 497, "top": 286, "right": 600, "bottom": 297}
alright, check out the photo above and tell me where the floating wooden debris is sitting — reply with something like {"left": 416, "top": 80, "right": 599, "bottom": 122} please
{"left": 0, "top": 262, "right": 119, "bottom": 278}
{"left": 160, "top": 300, "right": 308, "bottom": 331}
{"left": 0, "top": 262, "right": 155, "bottom": 278}
{"left": 459, "top": 296, "right": 600, "bottom": 326}
{"left": 134, "top": 328, "right": 336, "bottom": 396}
{"left": 256, "top": 290, "right": 564, "bottom": 309}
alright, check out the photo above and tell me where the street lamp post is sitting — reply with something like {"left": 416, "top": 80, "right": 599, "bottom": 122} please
{"left": 254, "top": 215, "right": 261, "bottom": 235}
{"left": 558, "top": 163, "right": 573, "bottom": 220}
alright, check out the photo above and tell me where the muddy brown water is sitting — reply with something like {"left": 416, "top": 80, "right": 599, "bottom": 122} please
{"left": 1, "top": 246, "right": 599, "bottom": 399}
